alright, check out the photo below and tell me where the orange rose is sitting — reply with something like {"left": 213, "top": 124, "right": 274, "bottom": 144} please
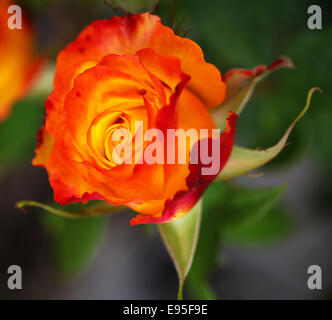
{"left": 33, "top": 13, "right": 237, "bottom": 225}
{"left": 0, "top": 0, "right": 43, "bottom": 121}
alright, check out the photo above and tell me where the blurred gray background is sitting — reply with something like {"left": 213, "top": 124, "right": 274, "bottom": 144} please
{"left": 0, "top": 0, "right": 331, "bottom": 300}
{"left": 1, "top": 154, "right": 331, "bottom": 299}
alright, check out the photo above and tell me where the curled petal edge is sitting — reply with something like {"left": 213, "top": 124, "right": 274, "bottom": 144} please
{"left": 212, "top": 56, "right": 294, "bottom": 129}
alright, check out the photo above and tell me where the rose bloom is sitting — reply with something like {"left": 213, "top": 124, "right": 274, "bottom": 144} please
{"left": 34, "top": 13, "right": 237, "bottom": 225}
{"left": 0, "top": 0, "right": 43, "bottom": 121}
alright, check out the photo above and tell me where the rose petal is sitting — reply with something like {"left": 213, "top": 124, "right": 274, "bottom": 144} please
{"left": 130, "top": 112, "right": 238, "bottom": 225}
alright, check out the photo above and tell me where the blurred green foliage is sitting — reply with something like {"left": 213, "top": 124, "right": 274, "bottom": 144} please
{"left": 162, "top": 0, "right": 331, "bottom": 170}
{"left": 41, "top": 203, "right": 106, "bottom": 276}
{"left": 0, "top": 98, "right": 43, "bottom": 177}
{"left": 188, "top": 182, "right": 292, "bottom": 299}
{"left": 105, "top": 0, "right": 160, "bottom": 14}
{"left": 220, "top": 185, "right": 293, "bottom": 244}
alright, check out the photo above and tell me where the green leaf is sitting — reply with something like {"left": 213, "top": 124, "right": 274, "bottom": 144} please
{"left": 181, "top": 0, "right": 305, "bottom": 67}
{"left": 18, "top": 201, "right": 125, "bottom": 275}
{"left": 105, "top": 0, "right": 159, "bottom": 14}
{"left": 220, "top": 184, "right": 287, "bottom": 230}
{"left": 0, "top": 64, "right": 54, "bottom": 178}
{"left": 188, "top": 183, "right": 227, "bottom": 300}
{"left": 158, "top": 200, "right": 202, "bottom": 300}
{"left": 42, "top": 213, "right": 105, "bottom": 276}
{"left": 187, "top": 276, "right": 217, "bottom": 300}
{"left": 0, "top": 98, "right": 44, "bottom": 176}
{"left": 223, "top": 206, "right": 293, "bottom": 244}
{"left": 283, "top": 30, "right": 332, "bottom": 169}
{"left": 187, "top": 183, "right": 290, "bottom": 299}
{"left": 16, "top": 200, "right": 124, "bottom": 218}
{"left": 218, "top": 88, "right": 321, "bottom": 181}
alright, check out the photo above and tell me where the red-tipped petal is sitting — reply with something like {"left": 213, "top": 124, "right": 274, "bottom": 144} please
{"left": 130, "top": 112, "right": 238, "bottom": 225}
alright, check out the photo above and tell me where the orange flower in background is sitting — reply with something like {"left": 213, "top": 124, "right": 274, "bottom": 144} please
{"left": 0, "top": 0, "right": 43, "bottom": 121}
{"left": 33, "top": 13, "right": 237, "bottom": 225}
